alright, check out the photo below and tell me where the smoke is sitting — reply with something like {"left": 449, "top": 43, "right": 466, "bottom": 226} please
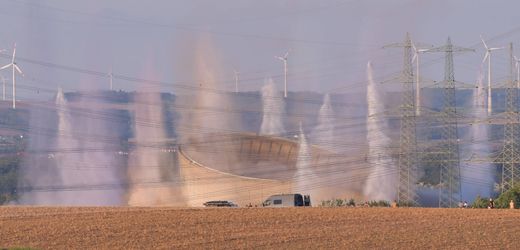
{"left": 20, "top": 89, "right": 125, "bottom": 205}
{"left": 260, "top": 78, "right": 286, "bottom": 135}
{"left": 363, "top": 62, "right": 397, "bottom": 201}
{"left": 18, "top": 92, "right": 61, "bottom": 204}
{"left": 461, "top": 68, "right": 493, "bottom": 201}
{"left": 293, "top": 123, "right": 317, "bottom": 197}
{"left": 185, "top": 35, "right": 237, "bottom": 138}
{"left": 311, "top": 93, "right": 335, "bottom": 151}
{"left": 178, "top": 35, "right": 239, "bottom": 158}
{"left": 174, "top": 35, "right": 244, "bottom": 204}
{"left": 68, "top": 91, "right": 126, "bottom": 205}
{"left": 127, "top": 62, "right": 185, "bottom": 205}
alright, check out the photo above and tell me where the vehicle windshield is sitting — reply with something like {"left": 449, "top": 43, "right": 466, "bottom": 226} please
{"left": 294, "top": 194, "right": 304, "bottom": 206}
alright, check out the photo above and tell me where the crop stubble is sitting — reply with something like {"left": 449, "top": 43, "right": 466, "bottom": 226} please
{"left": 1, "top": 207, "right": 519, "bottom": 249}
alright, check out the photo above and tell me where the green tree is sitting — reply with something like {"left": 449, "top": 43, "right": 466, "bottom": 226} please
{"left": 367, "top": 200, "right": 390, "bottom": 207}
{"left": 471, "top": 195, "right": 489, "bottom": 208}
{"left": 495, "top": 185, "right": 520, "bottom": 209}
{"left": 0, "top": 156, "right": 20, "bottom": 204}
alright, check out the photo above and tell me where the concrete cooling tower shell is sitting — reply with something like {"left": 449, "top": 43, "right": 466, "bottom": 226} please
{"left": 179, "top": 133, "right": 363, "bottom": 206}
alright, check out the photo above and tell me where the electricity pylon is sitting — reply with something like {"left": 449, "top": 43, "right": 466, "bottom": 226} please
{"left": 496, "top": 43, "right": 520, "bottom": 193}
{"left": 428, "top": 37, "right": 474, "bottom": 207}
{"left": 384, "top": 33, "right": 418, "bottom": 205}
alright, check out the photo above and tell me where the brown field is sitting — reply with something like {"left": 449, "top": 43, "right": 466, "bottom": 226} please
{"left": 1, "top": 207, "right": 520, "bottom": 249}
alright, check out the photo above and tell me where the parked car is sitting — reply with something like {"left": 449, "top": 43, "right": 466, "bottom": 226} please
{"left": 203, "top": 200, "right": 238, "bottom": 207}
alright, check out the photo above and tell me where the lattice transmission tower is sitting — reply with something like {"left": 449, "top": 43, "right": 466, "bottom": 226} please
{"left": 384, "top": 33, "right": 418, "bottom": 205}
{"left": 496, "top": 43, "right": 520, "bottom": 192}
{"left": 428, "top": 37, "right": 473, "bottom": 207}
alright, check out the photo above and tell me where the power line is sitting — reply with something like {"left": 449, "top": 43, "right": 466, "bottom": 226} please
{"left": 8, "top": 0, "right": 379, "bottom": 48}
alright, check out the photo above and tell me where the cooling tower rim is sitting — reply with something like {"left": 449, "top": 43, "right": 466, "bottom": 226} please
{"left": 207, "top": 131, "right": 337, "bottom": 154}
{"left": 178, "top": 145, "right": 286, "bottom": 183}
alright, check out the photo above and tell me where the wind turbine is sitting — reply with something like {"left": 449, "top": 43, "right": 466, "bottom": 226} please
{"left": 481, "top": 35, "right": 504, "bottom": 114}
{"left": 108, "top": 67, "right": 113, "bottom": 91}
{"left": 0, "top": 44, "right": 23, "bottom": 109}
{"left": 275, "top": 50, "right": 289, "bottom": 98}
{"left": 411, "top": 41, "right": 430, "bottom": 116}
{"left": 233, "top": 69, "right": 239, "bottom": 93}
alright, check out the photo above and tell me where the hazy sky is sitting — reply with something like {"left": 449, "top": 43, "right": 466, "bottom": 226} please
{"left": 1, "top": 0, "right": 519, "bottom": 100}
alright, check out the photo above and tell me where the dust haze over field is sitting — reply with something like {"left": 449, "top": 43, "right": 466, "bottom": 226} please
{"left": 2, "top": 0, "right": 520, "bottom": 212}
{"left": 127, "top": 75, "right": 184, "bottom": 206}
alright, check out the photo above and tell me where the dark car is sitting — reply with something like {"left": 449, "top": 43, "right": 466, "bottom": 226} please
{"left": 203, "top": 200, "right": 238, "bottom": 207}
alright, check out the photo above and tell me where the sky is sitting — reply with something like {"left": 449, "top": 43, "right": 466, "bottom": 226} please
{"left": 0, "top": 0, "right": 520, "bottom": 101}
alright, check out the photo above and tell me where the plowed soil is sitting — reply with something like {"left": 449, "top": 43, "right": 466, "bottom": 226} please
{"left": 1, "top": 207, "right": 519, "bottom": 249}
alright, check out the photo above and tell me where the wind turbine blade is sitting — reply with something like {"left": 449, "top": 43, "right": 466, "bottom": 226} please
{"left": 411, "top": 40, "right": 417, "bottom": 53}
{"left": 12, "top": 45, "right": 16, "bottom": 63}
{"left": 0, "top": 64, "right": 12, "bottom": 70}
{"left": 482, "top": 52, "right": 489, "bottom": 64}
{"left": 480, "top": 35, "right": 489, "bottom": 50}
{"left": 412, "top": 53, "right": 417, "bottom": 63}
{"left": 489, "top": 47, "right": 505, "bottom": 51}
{"left": 284, "top": 51, "right": 289, "bottom": 58}
{"left": 14, "top": 64, "right": 23, "bottom": 75}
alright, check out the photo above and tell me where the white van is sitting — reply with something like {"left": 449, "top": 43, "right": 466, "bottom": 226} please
{"left": 262, "top": 193, "right": 311, "bottom": 207}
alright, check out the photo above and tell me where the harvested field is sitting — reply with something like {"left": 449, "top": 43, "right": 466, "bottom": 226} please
{"left": 1, "top": 207, "right": 520, "bottom": 249}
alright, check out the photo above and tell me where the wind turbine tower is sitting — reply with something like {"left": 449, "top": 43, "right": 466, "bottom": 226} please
{"left": 0, "top": 75, "right": 6, "bottom": 101}
{"left": 276, "top": 51, "right": 289, "bottom": 98}
{"left": 108, "top": 68, "right": 113, "bottom": 91}
{"left": 0, "top": 44, "right": 23, "bottom": 109}
{"left": 412, "top": 41, "right": 431, "bottom": 116}
{"left": 0, "top": 49, "right": 5, "bottom": 100}
{"left": 481, "top": 35, "right": 504, "bottom": 114}
{"left": 234, "top": 70, "right": 239, "bottom": 93}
